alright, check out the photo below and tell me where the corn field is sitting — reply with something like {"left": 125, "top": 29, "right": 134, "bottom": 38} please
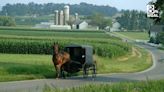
{"left": 0, "top": 38, "right": 131, "bottom": 58}
{"left": 0, "top": 28, "right": 131, "bottom": 58}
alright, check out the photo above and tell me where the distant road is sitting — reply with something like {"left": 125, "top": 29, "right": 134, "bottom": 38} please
{"left": 0, "top": 32, "right": 164, "bottom": 92}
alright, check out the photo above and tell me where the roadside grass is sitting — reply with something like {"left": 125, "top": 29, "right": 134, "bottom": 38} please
{"left": 96, "top": 47, "right": 152, "bottom": 73}
{"left": 114, "top": 32, "right": 149, "bottom": 40}
{"left": 0, "top": 54, "right": 55, "bottom": 82}
{"left": 44, "top": 80, "right": 164, "bottom": 92}
{"left": 0, "top": 46, "right": 152, "bottom": 82}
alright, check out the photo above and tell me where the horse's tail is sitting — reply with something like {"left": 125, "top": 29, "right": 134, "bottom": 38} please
{"left": 63, "top": 52, "right": 71, "bottom": 61}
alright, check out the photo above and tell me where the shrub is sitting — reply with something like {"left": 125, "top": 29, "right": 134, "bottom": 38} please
{"left": 149, "top": 37, "right": 155, "bottom": 43}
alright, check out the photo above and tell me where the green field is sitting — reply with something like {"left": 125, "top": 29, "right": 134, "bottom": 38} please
{"left": 0, "top": 29, "right": 111, "bottom": 38}
{"left": 0, "top": 47, "right": 151, "bottom": 82}
{"left": 0, "top": 28, "right": 152, "bottom": 81}
{"left": 45, "top": 80, "right": 164, "bottom": 92}
{"left": 114, "top": 31, "right": 149, "bottom": 40}
{"left": 0, "top": 54, "right": 54, "bottom": 82}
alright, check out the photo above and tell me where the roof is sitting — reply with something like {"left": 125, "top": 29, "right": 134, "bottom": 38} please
{"left": 150, "top": 25, "right": 164, "bottom": 32}
{"left": 74, "top": 20, "right": 88, "bottom": 25}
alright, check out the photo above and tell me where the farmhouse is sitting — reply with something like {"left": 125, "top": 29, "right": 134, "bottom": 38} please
{"left": 149, "top": 25, "right": 164, "bottom": 38}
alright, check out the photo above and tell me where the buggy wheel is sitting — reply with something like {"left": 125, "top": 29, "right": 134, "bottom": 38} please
{"left": 61, "top": 66, "right": 66, "bottom": 79}
{"left": 61, "top": 70, "right": 66, "bottom": 79}
{"left": 92, "top": 64, "right": 96, "bottom": 78}
{"left": 83, "top": 65, "right": 88, "bottom": 78}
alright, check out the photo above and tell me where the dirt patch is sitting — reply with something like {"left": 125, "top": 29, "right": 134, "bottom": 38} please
{"left": 117, "top": 47, "right": 142, "bottom": 62}
{"left": 134, "top": 48, "right": 142, "bottom": 58}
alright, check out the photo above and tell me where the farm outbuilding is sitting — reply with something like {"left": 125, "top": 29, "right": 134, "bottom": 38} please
{"left": 73, "top": 20, "right": 88, "bottom": 30}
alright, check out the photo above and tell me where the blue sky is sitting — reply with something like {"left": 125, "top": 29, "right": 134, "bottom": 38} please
{"left": 0, "top": 0, "right": 152, "bottom": 11}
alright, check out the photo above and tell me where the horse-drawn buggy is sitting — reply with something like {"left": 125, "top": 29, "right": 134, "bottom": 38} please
{"left": 52, "top": 43, "right": 96, "bottom": 78}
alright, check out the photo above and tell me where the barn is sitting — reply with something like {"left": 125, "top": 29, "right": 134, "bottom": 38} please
{"left": 73, "top": 20, "right": 88, "bottom": 30}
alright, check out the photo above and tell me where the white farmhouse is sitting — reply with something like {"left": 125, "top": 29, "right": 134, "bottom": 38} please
{"left": 110, "top": 22, "right": 121, "bottom": 32}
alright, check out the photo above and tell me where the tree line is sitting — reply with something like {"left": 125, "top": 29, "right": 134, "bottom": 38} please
{"left": 0, "top": 2, "right": 118, "bottom": 16}
{"left": 116, "top": 10, "right": 153, "bottom": 31}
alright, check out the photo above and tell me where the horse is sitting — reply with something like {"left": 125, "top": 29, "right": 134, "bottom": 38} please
{"left": 52, "top": 43, "right": 70, "bottom": 78}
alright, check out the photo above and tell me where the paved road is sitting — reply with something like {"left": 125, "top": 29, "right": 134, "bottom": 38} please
{"left": 0, "top": 33, "right": 164, "bottom": 92}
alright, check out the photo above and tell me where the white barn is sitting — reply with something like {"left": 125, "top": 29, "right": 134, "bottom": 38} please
{"left": 73, "top": 20, "right": 88, "bottom": 30}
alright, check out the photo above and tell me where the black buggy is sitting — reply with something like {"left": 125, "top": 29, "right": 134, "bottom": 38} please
{"left": 61, "top": 45, "right": 97, "bottom": 78}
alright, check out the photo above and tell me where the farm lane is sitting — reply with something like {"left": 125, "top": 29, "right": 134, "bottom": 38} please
{"left": 0, "top": 43, "right": 164, "bottom": 92}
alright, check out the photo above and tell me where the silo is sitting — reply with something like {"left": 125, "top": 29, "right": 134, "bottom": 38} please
{"left": 59, "top": 10, "right": 64, "bottom": 25}
{"left": 75, "top": 13, "right": 78, "bottom": 20}
{"left": 64, "top": 5, "right": 70, "bottom": 25}
{"left": 55, "top": 10, "right": 59, "bottom": 25}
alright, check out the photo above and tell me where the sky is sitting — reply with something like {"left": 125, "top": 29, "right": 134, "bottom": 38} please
{"left": 0, "top": 0, "right": 152, "bottom": 11}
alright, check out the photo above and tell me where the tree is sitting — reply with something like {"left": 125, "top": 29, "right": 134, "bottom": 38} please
{"left": 89, "top": 13, "right": 112, "bottom": 29}
{"left": 149, "top": 0, "right": 164, "bottom": 45}
{"left": 156, "top": 31, "right": 164, "bottom": 45}
{"left": 0, "top": 16, "right": 16, "bottom": 26}
{"left": 67, "top": 16, "right": 75, "bottom": 29}
{"left": 153, "top": 0, "right": 164, "bottom": 24}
